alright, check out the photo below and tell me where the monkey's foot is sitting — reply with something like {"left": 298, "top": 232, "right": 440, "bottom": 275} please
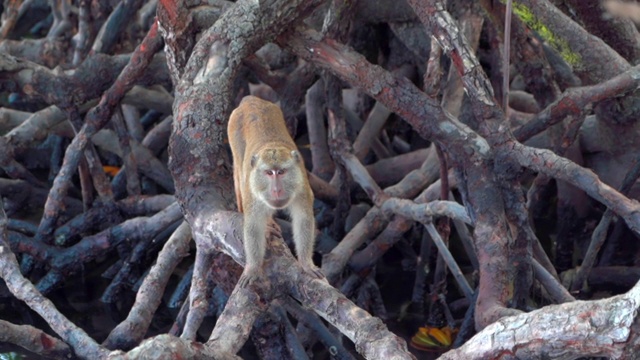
{"left": 266, "top": 218, "right": 282, "bottom": 239}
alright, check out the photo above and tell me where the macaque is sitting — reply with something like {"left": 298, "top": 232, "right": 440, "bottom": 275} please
{"left": 227, "top": 95, "right": 323, "bottom": 285}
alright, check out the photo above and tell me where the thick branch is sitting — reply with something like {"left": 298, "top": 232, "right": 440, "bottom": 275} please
{"left": 440, "top": 281, "right": 640, "bottom": 359}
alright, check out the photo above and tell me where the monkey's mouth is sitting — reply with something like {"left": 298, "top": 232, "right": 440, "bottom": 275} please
{"left": 268, "top": 198, "right": 289, "bottom": 209}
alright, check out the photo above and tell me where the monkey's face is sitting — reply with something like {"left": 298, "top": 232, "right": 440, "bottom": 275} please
{"left": 250, "top": 147, "right": 303, "bottom": 209}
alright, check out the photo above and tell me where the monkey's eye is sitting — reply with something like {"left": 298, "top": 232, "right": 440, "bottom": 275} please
{"left": 276, "top": 169, "right": 286, "bottom": 175}
{"left": 265, "top": 170, "right": 274, "bottom": 176}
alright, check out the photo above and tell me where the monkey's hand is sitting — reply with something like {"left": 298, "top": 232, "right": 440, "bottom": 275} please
{"left": 237, "top": 267, "right": 264, "bottom": 288}
{"left": 301, "top": 263, "right": 325, "bottom": 281}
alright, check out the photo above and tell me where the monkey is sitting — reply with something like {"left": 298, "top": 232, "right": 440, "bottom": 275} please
{"left": 227, "top": 95, "right": 323, "bottom": 286}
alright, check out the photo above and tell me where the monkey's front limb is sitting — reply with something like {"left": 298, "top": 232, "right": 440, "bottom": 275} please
{"left": 291, "top": 197, "right": 325, "bottom": 280}
{"left": 238, "top": 209, "right": 268, "bottom": 288}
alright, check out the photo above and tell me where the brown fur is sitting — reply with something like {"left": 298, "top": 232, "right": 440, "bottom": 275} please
{"left": 227, "top": 96, "right": 322, "bottom": 284}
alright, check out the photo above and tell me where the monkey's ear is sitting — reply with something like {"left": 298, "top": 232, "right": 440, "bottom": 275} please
{"left": 291, "top": 150, "right": 300, "bottom": 161}
{"left": 251, "top": 154, "right": 258, "bottom": 168}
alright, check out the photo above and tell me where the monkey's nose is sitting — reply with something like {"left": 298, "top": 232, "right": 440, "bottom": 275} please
{"left": 272, "top": 188, "right": 284, "bottom": 199}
